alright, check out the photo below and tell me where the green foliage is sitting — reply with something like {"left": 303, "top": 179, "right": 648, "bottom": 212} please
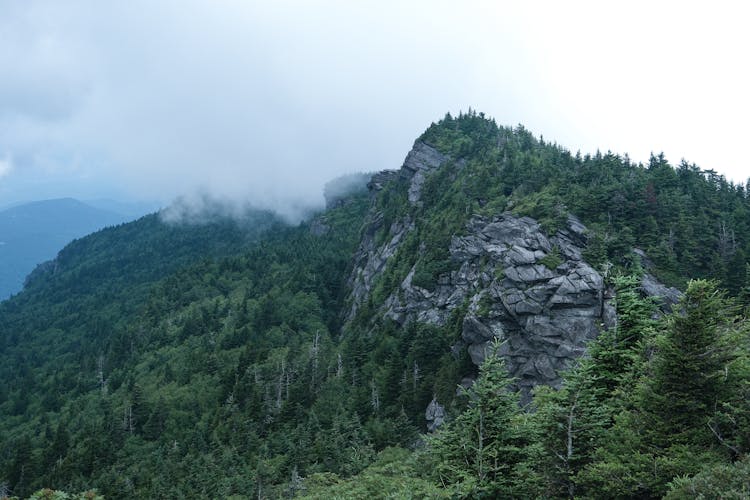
{"left": 419, "top": 113, "right": 750, "bottom": 288}
{"left": 511, "top": 187, "right": 568, "bottom": 234}
{"left": 475, "top": 292, "right": 494, "bottom": 317}
{"left": 425, "top": 348, "right": 534, "bottom": 497}
{"left": 741, "top": 264, "right": 750, "bottom": 310}
{"left": 2, "top": 112, "right": 750, "bottom": 498}
{"left": 411, "top": 254, "right": 453, "bottom": 291}
{"left": 298, "top": 447, "right": 449, "bottom": 499}
{"left": 578, "top": 279, "right": 750, "bottom": 498}
{"left": 666, "top": 456, "right": 750, "bottom": 499}
{"left": 538, "top": 246, "right": 562, "bottom": 270}
{"left": 0, "top": 199, "right": 380, "bottom": 498}
{"left": 4, "top": 489, "right": 104, "bottom": 500}
{"left": 372, "top": 178, "right": 409, "bottom": 248}
{"left": 642, "top": 280, "right": 741, "bottom": 446}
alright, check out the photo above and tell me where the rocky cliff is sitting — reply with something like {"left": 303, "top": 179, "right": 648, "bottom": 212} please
{"left": 346, "top": 141, "right": 679, "bottom": 403}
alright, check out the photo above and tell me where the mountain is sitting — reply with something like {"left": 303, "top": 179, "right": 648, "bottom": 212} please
{"left": 84, "top": 199, "right": 163, "bottom": 218}
{"left": 0, "top": 199, "right": 133, "bottom": 300}
{"left": 1, "top": 112, "right": 749, "bottom": 498}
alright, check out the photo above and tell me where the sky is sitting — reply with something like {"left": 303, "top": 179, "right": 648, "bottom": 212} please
{"left": 0, "top": 0, "right": 748, "bottom": 219}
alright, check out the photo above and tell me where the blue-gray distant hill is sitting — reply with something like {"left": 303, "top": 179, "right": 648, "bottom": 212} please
{"left": 0, "top": 198, "right": 133, "bottom": 299}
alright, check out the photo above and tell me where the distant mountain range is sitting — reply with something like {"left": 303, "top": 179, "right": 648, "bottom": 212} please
{"left": 0, "top": 198, "right": 143, "bottom": 299}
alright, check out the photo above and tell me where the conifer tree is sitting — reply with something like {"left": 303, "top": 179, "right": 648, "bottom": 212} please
{"left": 645, "top": 280, "right": 737, "bottom": 443}
{"left": 530, "top": 274, "right": 657, "bottom": 497}
{"left": 427, "top": 347, "right": 530, "bottom": 497}
{"left": 580, "top": 279, "right": 748, "bottom": 498}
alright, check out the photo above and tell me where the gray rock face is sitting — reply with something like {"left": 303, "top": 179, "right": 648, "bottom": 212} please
{"left": 346, "top": 214, "right": 414, "bottom": 321}
{"left": 367, "top": 170, "right": 400, "bottom": 192}
{"left": 445, "top": 215, "right": 606, "bottom": 395}
{"left": 349, "top": 209, "right": 610, "bottom": 398}
{"left": 462, "top": 314, "right": 498, "bottom": 344}
{"left": 425, "top": 398, "right": 446, "bottom": 432}
{"left": 401, "top": 141, "right": 449, "bottom": 205}
{"left": 641, "top": 273, "right": 681, "bottom": 311}
{"left": 346, "top": 142, "right": 446, "bottom": 321}
{"left": 345, "top": 141, "right": 679, "bottom": 410}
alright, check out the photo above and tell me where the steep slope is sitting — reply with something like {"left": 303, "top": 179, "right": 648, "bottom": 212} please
{"left": 1, "top": 112, "right": 749, "bottom": 498}
{"left": 0, "top": 198, "right": 132, "bottom": 300}
{"left": 343, "top": 116, "right": 727, "bottom": 406}
{"left": 0, "top": 197, "right": 369, "bottom": 498}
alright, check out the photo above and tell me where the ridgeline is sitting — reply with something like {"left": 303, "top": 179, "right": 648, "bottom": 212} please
{"left": 2, "top": 112, "right": 749, "bottom": 498}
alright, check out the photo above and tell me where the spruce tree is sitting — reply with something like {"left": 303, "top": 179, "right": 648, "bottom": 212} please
{"left": 579, "top": 280, "right": 748, "bottom": 498}
{"left": 427, "top": 347, "right": 530, "bottom": 497}
{"left": 645, "top": 279, "right": 736, "bottom": 443}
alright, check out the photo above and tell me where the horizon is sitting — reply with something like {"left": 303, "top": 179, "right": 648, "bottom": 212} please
{"left": 1, "top": 1, "right": 748, "bottom": 216}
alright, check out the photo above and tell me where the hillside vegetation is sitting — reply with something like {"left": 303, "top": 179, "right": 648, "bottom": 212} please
{"left": 0, "top": 199, "right": 132, "bottom": 300}
{"left": 1, "top": 112, "right": 749, "bottom": 498}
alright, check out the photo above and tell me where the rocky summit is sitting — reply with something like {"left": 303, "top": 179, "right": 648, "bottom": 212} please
{"left": 347, "top": 140, "right": 679, "bottom": 402}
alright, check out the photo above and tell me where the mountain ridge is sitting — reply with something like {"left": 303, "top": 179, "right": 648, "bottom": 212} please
{"left": 0, "top": 198, "right": 133, "bottom": 300}
{"left": 342, "top": 137, "right": 683, "bottom": 404}
{"left": 1, "top": 112, "right": 749, "bottom": 498}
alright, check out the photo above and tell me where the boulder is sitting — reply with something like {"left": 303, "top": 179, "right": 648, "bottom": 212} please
{"left": 462, "top": 314, "right": 497, "bottom": 344}
{"left": 401, "top": 141, "right": 448, "bottom": 205}
{"left": 641, "top": 273, "right": 681, "bottom": 310}
{"left": 425, "top": 398, "right": 446, "bottom": 432}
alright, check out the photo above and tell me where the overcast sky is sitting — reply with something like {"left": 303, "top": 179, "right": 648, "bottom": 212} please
{"left": 0, "top": 0, "right": 748, "bottom": 217}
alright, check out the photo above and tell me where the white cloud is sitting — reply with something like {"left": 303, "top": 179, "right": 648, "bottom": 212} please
{"left": 0, "top": 0, "right": 747, "bottom": 210}
{"left": 0, "top": 155, "right": 11, "bottom": 179}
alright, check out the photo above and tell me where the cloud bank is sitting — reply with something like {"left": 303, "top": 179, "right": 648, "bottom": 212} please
{"left": 0, "top": 1, "right": 748, "bottom": 217}
{"left": 0, "top": 155, "right": 11, "bottom": 179}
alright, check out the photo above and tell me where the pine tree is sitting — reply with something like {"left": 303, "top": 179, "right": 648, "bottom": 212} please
{"left": 645, "top": 280, "right": 737, "bottom": 443}
{"left": 579, "top": 279, "right": 748, "bottom": 498}
{"left": 427, "top": 347, "right": 530, "bottom": 497}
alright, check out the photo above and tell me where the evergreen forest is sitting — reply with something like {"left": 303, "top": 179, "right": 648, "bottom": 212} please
{"left": 2, "top": 112, "right": 750, "bottom": 498}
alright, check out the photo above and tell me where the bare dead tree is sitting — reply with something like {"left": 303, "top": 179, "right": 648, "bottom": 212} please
{"left": 310, "top": 331, "right": 320, "bottom": 389}
{"left": 123, "top": 404, "right": 134, "bottom": 433}
{"left": 370, "top": 380, "right": 380, "bottom": 412}
{"left": 718, "top": 221, "right": 737, "bottom": 261}
{"left": 97, "top": 354, "right": 107, "bottom": 396}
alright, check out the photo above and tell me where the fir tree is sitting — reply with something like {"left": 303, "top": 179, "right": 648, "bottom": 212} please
{"left": 580, "top": 280, "right": 749, "bottom": 498}
{"left": 427, "top": 347, "right": 531, "bottom": 497}
{"left": 645, "top": 280, "right": 737, "bottom": 444}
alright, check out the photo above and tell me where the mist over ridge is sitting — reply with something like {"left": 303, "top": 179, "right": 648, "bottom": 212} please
{"left": 2, "top": 2, "right": 748, "bottom": 213}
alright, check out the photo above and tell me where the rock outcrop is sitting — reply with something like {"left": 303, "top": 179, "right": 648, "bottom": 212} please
{"left": 641, "top": 273, "right": 681, "bottom": 311}
{"left": 425, "top": 399, "right": 447, "bottom": 433}
{"left": 382, "top": 213, "right": 609, "bottom": 397}
{"left": 346, "top": 141, "right": 680, "bottom": 406}
{"left": 400, "top": 141, "right": 449, "bottom": 205}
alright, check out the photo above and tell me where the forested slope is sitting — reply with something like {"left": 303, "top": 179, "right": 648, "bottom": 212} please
{"left": 416, "top": 112, "right": 750, "bottom": 291}
{"left": 0, "top": 198, "right": 131, "bottom": 299}
{"left": 1, "top": 112, "right": 750, "bottom": 498}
